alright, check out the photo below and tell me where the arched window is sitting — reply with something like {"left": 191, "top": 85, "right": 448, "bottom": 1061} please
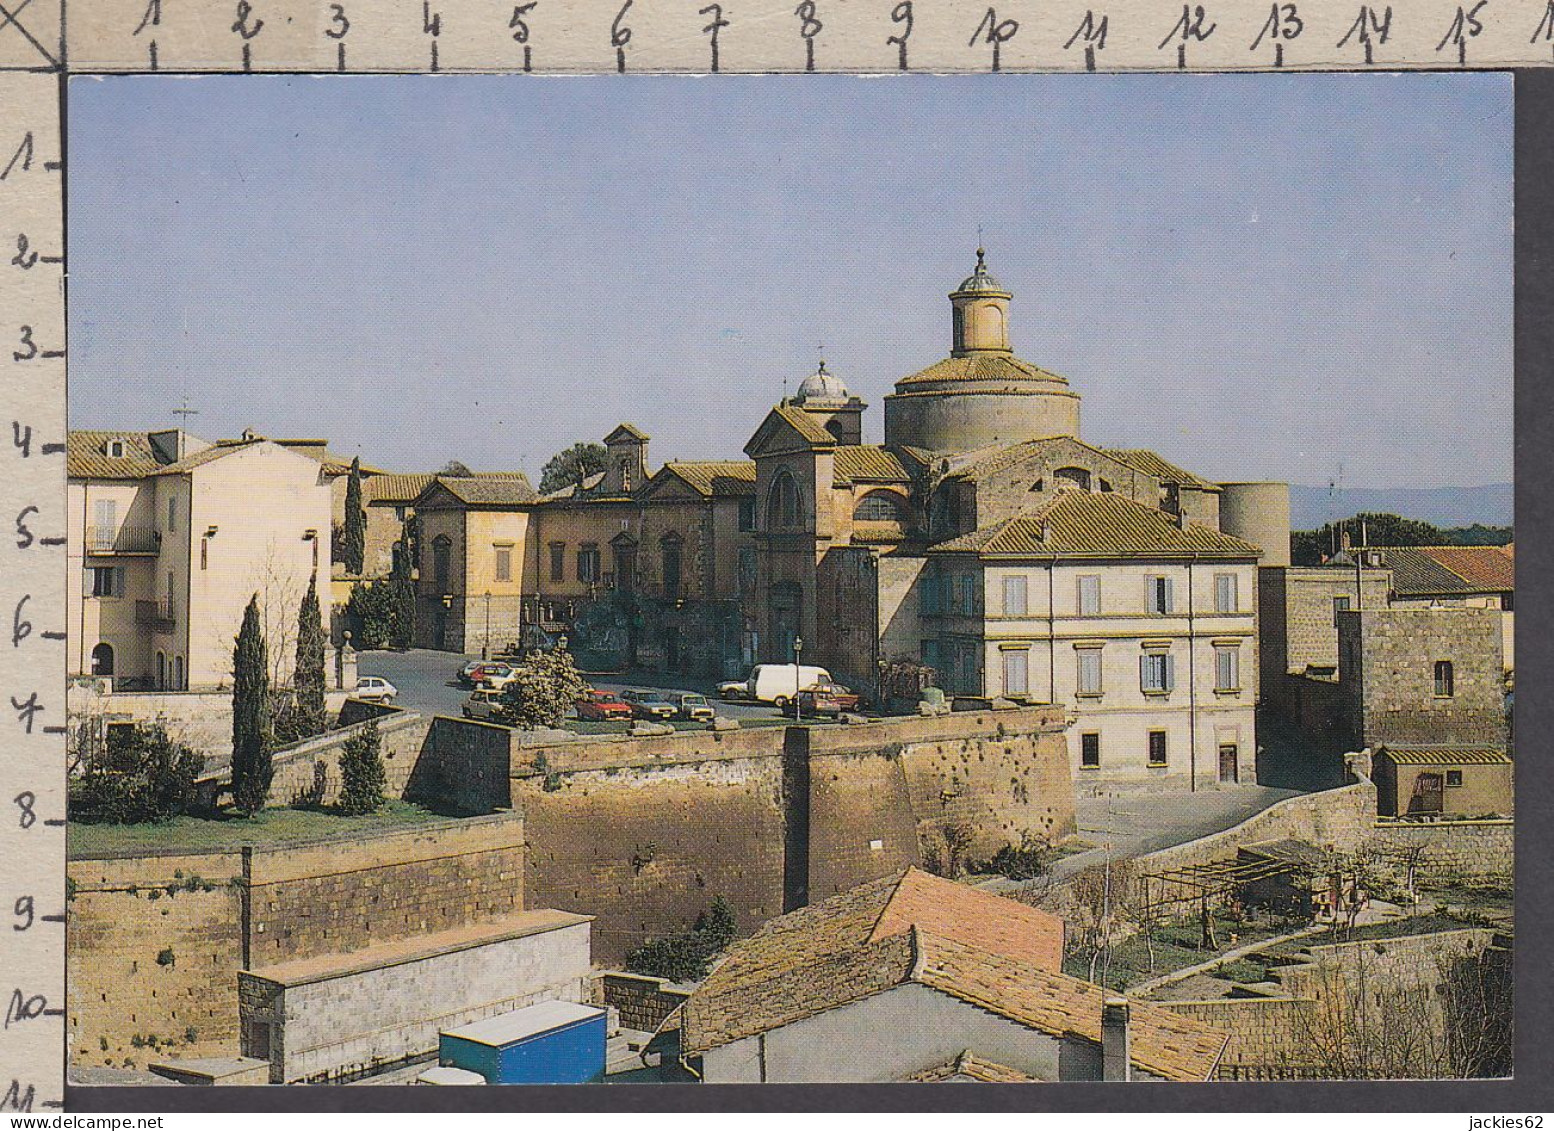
{"left": 1053, "top": 466, "right": 1092, "bottom": 491}
{"left": 156, "top": 652, "right": 166, "bottom": 691}
{"left": 854, "top": 492, "right": 903, "bottom": 523}
{"left": 174, "top": 655, "right": 184, "bottom": 691}
{"left": 767, "top": 472, "right": 803, "bottom": 530}
{"left": 1434, "top": 660, "right": 1455, "bottom": 698}
{"left": 432, "top": 535, "right": 452, "bottom": 591}
{"left": 90, "top": 643, "right": 114, "bottom": 676}
{"left": 660, "top": 532, "right": 684, "bottom": 599}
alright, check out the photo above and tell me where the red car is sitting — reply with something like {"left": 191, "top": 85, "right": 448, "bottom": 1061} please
{"left": 575, "top": 689, "right": 633, "bottom": 721}
{"left": 798, "top": 682, "right": 862, "bottom": 716}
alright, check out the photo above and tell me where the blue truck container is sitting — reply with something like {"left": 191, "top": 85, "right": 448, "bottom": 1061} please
{"left": 439, "top": 1001, "right": 607, "bottom": 1085}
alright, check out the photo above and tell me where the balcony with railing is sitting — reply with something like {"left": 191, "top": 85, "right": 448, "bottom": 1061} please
{"left": 135, "top": 599, "right": 175, "bottom": 632}
{"left": 86, "top": 525, "right": 160, "bottom": 555}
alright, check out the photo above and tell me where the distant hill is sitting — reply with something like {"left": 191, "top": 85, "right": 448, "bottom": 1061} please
{"left": 1289, "top": 483, "right": 1513, "bottom": 531}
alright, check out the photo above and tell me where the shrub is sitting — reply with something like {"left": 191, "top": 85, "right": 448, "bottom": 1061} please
{"left": 625, "top": 897, "right": 738, "bottom": 983}
{"left": 338, "top": 719, "right": 386, "bottom": 815}
{"left": 69, "top": 723, "right": 204, "bottom": 825}
{"left": 496, "top": 646, "right": 590, "bottom": 729}
{"left": 982, "top": 832, "right": 1054, "bottom": 881}
{"left": 156, "top": 948, "right": 175, "bottom": 967}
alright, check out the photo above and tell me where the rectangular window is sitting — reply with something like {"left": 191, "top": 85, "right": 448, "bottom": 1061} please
{"left": 577, "top": 544, "right": 601, "bottom": 584}
{"left": 1003, "top": 575, "right": 1028, "bottom": 616}
{"left": 1215, "top": 645, "right": 1240, "bottom": 691}
{"left": 1333, "top": 595, "right": 1351, "bottom": 624}
{"left": 494, "top": 545, "right": 512, "bottom": 583}
{"left": 1214, "top": 573, "right": 1237, "bottom": 613}
{"left": 549, "top": 542, "right": 565, "bottom": 582}
{"left": 1077, "top": 574, "right": 1101, "bottom": 616}
{"left": 1076, "top": 648, "right": 1103, "bottom": 696}
{"left": 1080, "top": 732, "right": 1101, "bottom": 768}
{"left": 737, "top": 547, "right": 757, "bottom": 596}
{"left": 921, "top": 639, "right": 941, "bottom": 671}
{"left": 1001, "top": 648, "right": 1029, "bottom": 696}
{"left": 89, "top": 566, "right": 123, "bottom": 598}
{"left": 1148, "top": 730, "right": 1168, "bottom": 766}
{"left": 166, "top": 495, "right": 177, "bottom": 532}
{"left": 737, "top": 498, "right": 757, "bottom": 532}
{"left": 1446, "top": 769, "right": 1463, "bottom": 788}
{"left": 1141, "top": 651, "right": 1174, "bottom": 694}
{"left": 1434, "top": 660, "right": 1455, "bottom": 698}
{"left": 200, "top": 538, "right": 208, "bottom": 570}
{"left": 1147, "top": 575, "right": 1174, "bottom": 614}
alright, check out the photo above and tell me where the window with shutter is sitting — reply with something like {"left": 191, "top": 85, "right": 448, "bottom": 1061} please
{"left": 1003, "top": 575, "right": 1028, "bottom": 616}
{"left": 1077, "top": 574, "right": 1101, "bottom": 616}
{"left": 1214, "top": 573, "right": 1237, "bottom": 613}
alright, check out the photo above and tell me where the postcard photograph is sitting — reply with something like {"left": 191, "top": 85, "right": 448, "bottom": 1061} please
{"left": 62, "top": 72, "right": 1514, "bottom": 1091}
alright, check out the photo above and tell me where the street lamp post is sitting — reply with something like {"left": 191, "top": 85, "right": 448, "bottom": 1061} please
{"left": 793, "top": 635, "right": 804, "bottom": 721}
{"left": 483, "top": 591, "right": 492, "bottom": 661}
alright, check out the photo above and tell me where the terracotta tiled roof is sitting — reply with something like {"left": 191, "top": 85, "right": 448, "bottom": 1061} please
{"left": 916, "top": 934, "right": 1227, "bottom": 1082}
{"left": 66, "top": 431, "right": 165, "bottom": 480}
{"left": 773, "top": 404, "right": 840, "bottom": 446}
{"left": 832, "top": 446, "right": 912, "bottom": 485}
{"left": 364, "top": 474, "right": 436, "bottom": 505}
{"left": 1372, "top": 548, "right": 1474, "bottom": 596}
{"left": 895, "top": 354, "right": 1071, "bottom": 389}
{"left": 419, "top": 474, "right": 539, "bottom": 507}
{"left": 678, "top": 869, "right": 1225, "bottom": 1081}
{"left": 1414, "top": 546, "right": 1515, "bottom": 591}
{"left": 660, "top": 461, "right": 757, "bottom": 497}
{"left": 907, "top": 1051, "right": 1035, "bottom": 1083}
{"left": 933, "top": 491, "right": 1260, "bottom": 559}
{"left": 869, "top": 867, "right": 1063, "bottom": 972}
{"left": 1376, "top": 745, "right": 1512, "bottom": 766}
{"left": 605, "top": 422, "right": 650, "bottom": 442}
{"left": 150, "top": 441, "right": 260, "bottom": 475}
{"left": 1101, "top": 448, "right": 1219, "bottom": 491}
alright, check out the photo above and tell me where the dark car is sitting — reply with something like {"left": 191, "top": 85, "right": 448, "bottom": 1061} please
{"left": 620, "top": 689, "right": 677, "bottom": 720}
{"left": 575, "top": 689, "right": 633, "bottom": 721}
{"left": 798, "top": 681, "right": 862, "bottom": 716}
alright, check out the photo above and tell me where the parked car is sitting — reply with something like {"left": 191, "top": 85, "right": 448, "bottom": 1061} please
{"left": 575, "top": 689, "right": 633, "bottom": 722}
{"left": 665, "top": 691, "right": 716, "bottom": 722}
{"left": 798, "top": 681, "right": 861, "bottom": 716}
{"left": 354, "top": 676, "right": 398, "bottom": 703}
{"left": 468, "top": 662, "right": 516, "bottom": 689}
{"left": 620, "top": 688, "right": 677, "bottom": 720}
{"left": 461, "top": 688, "right": 504, "bottom": 721}
{"left": 722, "top": 664, "right": 834, "bottom": 708}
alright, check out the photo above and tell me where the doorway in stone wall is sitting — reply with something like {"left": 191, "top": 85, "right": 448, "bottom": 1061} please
{"left": 1218, "top": 743, "right": 1239, "bottom": 784}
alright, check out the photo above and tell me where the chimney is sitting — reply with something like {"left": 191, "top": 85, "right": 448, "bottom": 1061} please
{"left": 1101, "top": 997, "right": 1131, "bottom": 1081}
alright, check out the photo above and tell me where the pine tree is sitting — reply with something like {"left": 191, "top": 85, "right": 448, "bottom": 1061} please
{"left": 338, "top": 718, "right": 386, "bottom": 815}
{"left": 231, "top": 595, "right": 274, "bottom": 815}
{"left": 294, "top": 574, "right": 328, "bottom": 738}
{"left": 342, "top": 456, "right": 366, "bottom": 576}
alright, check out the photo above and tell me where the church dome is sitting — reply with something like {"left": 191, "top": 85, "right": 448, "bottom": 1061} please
{"left": 796, "top": 360, "right": 853, "bottom": 404}
{"left": 953, "top": 247, "right": 1009, "bottom": 296}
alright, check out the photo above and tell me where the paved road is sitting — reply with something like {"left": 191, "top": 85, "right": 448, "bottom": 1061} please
{"left": 354, "top": 648, "right": 791, "bottom": 724}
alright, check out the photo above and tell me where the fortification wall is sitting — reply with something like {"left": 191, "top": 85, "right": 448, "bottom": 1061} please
{"left": 1368, "top": 819, "right": 1513, "bottom": 885}
{"left": 263, "top": 709, "right": 431, "bottom": 808}
{"left": 67, "top": 850, "right": 246, "bottom": 1069}
{"left": 67, "top": 812, "right": 525, "bottom": 1073}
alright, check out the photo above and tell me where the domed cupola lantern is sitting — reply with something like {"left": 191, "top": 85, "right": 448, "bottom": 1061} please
{"left": 791, "top": 356, "right": 866, "bottom": 444}
{"left": 950, "top": 247, "right": 1014, "bottom": 356}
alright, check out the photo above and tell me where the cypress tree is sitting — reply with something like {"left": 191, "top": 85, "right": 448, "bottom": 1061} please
{"left": 342, "top": 456, "right": 366, "bottom": 576}
{"left": 389, "top": 550, "right": 415, "bottom": 651}
{"left": 231, "top": 595, "right": 274, "bottom": 815}
{"left": 338, "top": 718, "right": 386, "bottom": 815}
{"left": 294, "top": 574, "right": 328, "bottom": 738}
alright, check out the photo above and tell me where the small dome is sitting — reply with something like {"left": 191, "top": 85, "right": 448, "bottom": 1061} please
{"left": 796, "top": 360, "right": 853, "bottom": 403}
{"left": 954, "top": 247, "right": 1008, "bottom": 295}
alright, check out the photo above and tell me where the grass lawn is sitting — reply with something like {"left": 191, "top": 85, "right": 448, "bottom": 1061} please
{"left": 1064, "top": 910, "right": 1304, "bottom": 991}
{"left": 69, "top": 800, "right": 456, "bottom": 857}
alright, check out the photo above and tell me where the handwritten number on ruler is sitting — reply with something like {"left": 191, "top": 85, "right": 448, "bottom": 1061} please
{"left": 1064, "top": 10, "right": 1109, "bottom": 70}
{"left": 232, "top": 1, "right": 263, "bottom": 71}
{"left": 887, "top": 0, "right": 912, "bottom": 70}
{"left": 1251, "top": 2, "right": 1301, "bottom": 65}
{"left": 612, "top": 0, "right": 632, "bottom": 72}
{"left": 1438, "top": 1, "right": 1488, "bottom": 65}
{"left": 14, "top": 792, "right": 35, "bottom": 828}
{"left": 424, "top": 2, "right": 442, "bottom": 70}
{"left": 1536, "top": 0, "right": 1554, "bottom": 53}
{"left": 133, "top": 0, "right": 161, "bottom": 68}
{"left": 11, "top": 423, "right": 28, "bottom": 457}
{"left": 12, "top": 234, "right": 36, "bottom": 270}
{"left": 12, "top": 896, "right": 31, "bottom": 932}
{"left": 700, "top": 3, "right": 729, "bottom": 72}
{"left": 1338, "top": 4, "right": 1391, "bottom": 63}
{"left": 511, "top": 2, "right": 537, "bottom": 71}
{"left": 0, "top": 135, "right": 33, "bottom": 181}
{"left": 795, "top": 1, "right": 821, "bottom": 70}
{"left": 1160, "top": 3, "right": 1216, "bottom": 68}
{"left": 971, "top": 7, "right": 1018, "bottom": 71}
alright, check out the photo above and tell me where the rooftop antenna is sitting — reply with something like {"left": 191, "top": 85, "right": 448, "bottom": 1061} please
{"left": 171, "top": 397, "right": 199, "bottom": 427}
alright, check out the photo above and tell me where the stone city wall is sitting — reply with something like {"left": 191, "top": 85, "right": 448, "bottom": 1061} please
{"left": 67, "top": 812, "right": 525, "bottom": 1074}
{"left": 1368, "top": 819, "right": 1514, "bottom": 886}
{"left": 594, "top": 972, "right": 694, "bottom": 1034}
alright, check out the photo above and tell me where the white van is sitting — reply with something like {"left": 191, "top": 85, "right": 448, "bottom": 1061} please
{"left": 727, "top": 663, "right": 833, "bottom": 708}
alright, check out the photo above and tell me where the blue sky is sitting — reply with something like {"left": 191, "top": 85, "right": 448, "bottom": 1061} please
{"left": 67, "top": 73, "right": 1512, "bottom": 488}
